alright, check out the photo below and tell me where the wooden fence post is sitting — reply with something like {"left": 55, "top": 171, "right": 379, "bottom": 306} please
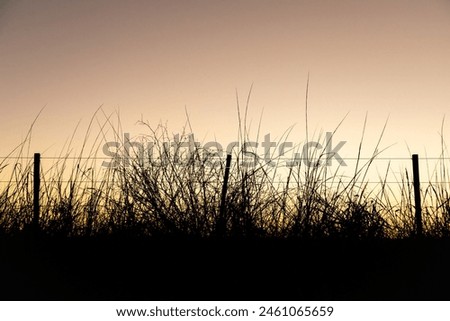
{"left": 217, "top": 154, "right": 232, "bottom": 237}
{"left": 33, "top": 153, "right": 40, "bottom": 234}
{"left": 412, "top": 154, "right": 422, "bottom": 238}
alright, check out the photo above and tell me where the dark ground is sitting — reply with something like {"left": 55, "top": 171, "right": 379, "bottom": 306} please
{"left": 1, "top": 235, "right": 449, "bottom": 300}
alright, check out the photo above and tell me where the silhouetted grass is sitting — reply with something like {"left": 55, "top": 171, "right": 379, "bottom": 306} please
{"left": 3, "top": 108, "right": 450, "bottom": 301}
{"left": 0, "top": 107, "right": 449, "bottom": 240}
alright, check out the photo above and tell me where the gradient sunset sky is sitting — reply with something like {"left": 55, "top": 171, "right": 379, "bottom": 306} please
{"left": 1, "top": 0, "right": 450, "bottom": 178}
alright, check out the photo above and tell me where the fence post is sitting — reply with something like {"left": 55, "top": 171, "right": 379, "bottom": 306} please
{"left": 217, "top": 154, "right": 232, "bottom": 237}
{"left": 412, "top": 154, "right": 422, "bottom": 238}
{"left": 33, "top": 153, "right": 41, "bottom": 234}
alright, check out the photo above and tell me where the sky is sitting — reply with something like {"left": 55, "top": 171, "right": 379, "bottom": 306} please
{"left": 1, "top": 0, "right": 450, "bottom": 181}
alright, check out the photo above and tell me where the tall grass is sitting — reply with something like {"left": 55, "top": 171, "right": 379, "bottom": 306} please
{"left": 0, "top": 107, "right": 450, "bottom": 240}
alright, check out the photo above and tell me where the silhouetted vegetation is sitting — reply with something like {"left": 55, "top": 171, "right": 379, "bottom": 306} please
{"left": 1, "top": 108, "right": 450, "bottom": 300}
{"left": 1, "top": 109, "right": 450, "bottom": 240}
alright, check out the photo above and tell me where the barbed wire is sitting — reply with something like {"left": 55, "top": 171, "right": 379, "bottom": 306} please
{"left": 1, "top": 156, "right": 450, "bottom": 160}
{"left": 1, "top": 155, "right": 450, "bottom": 185}
{"left": 3, "top": 158, "right": 450, "bottom": 161}
{"left": 1, "top": 180, "right": 450, "bottom": 184}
